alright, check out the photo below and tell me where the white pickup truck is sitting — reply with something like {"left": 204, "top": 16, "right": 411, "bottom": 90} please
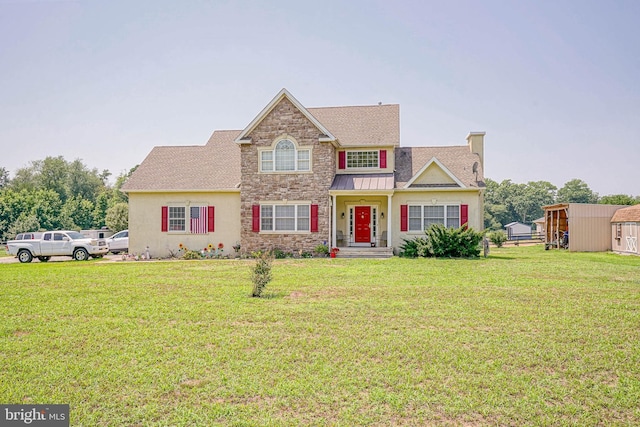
{"left": 6, "top": 230, "right": 109, "bottom": 263}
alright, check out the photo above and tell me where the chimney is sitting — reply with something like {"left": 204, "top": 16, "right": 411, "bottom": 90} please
{"left": 466, "top": 132, "right": 485, "bottom": 167}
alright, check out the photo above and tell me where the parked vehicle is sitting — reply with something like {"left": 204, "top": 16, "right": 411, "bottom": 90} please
{"left": 6, "top": 230, "right": 109, "bottom": 263}
{"left": 13, "top": 232, "right": 43, "bottom": 241}
{"left": 106, "top": 230, "right": 128, "bottom": 254}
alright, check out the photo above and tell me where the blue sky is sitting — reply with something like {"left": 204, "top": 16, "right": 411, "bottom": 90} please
{"left": 1, "top": 0, "right": 638, "bottom": 196}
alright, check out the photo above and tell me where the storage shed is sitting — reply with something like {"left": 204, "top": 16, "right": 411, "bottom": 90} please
{"left": 543, "top": 203, "right": 627, "bottom": 252}
{"left": 504, "top": 222, "right": 532, "bottom": 240}
{"left": 532, "top": 217, "right": 545, "bottom": 238}
{"left": 611, "top": 204, "right": 640, "bottom": 255}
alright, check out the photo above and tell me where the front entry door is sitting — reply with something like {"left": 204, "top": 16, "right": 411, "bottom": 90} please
{"left": 354, "top": 206, "right": 371, "bottom": 243}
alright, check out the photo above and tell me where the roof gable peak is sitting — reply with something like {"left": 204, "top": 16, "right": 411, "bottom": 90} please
{"left": 404, "top": 157, "right": 466, "bottom": 189}
{"left": 234, "top": 88, "right": 336, "bottom": 144}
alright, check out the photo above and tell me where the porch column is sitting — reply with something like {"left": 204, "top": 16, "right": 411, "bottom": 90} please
{"left": 331, "top": 194, "right": 337, "bottom": 248}
{"left": 387, "top": 194, "right": 392, "bottom": 248}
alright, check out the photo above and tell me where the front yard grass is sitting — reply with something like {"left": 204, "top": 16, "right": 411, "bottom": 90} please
{"left": 1, "top": 246, "right": 639, "bottom": 426}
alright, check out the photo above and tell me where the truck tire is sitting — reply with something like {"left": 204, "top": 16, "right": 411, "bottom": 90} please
{"left": 37, "top": 256, "right": 51, "bottom": 262}
{"left": 18, "top": 250, "right": 33, "bottom": 263}
{"left": 73, "top": 248, "right": 89, "bottom": 261}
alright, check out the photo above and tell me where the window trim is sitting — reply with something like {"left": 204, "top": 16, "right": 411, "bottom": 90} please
{"left": 259, "top": 202, "right": 312, "bottom": 233}
{"left": 168, "top": 206, "right": 186, "bottom": 232}
{"left": 407, "top": 204, "right": 461, "bottom": 232}
{"left": 346, "top": 150, "right": 379, "bottom": 169}
{"left": 258, "top": 136, "right": 312, "bottom": 173}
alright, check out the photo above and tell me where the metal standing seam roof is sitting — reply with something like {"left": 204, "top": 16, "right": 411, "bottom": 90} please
{"left": 330, "top": 174, "right": 395, "bottom": 191}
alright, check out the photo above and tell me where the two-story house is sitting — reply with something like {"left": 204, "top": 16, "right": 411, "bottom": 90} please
{"left": 122, "top": 89, "right": 485, "bottom": 257}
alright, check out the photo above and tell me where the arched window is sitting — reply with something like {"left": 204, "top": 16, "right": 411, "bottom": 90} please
{"left": 275, "top": 140, "right": 295, "bottom": 171}
{"left": 260, "top": 138, "right": 311, "bottom": 172}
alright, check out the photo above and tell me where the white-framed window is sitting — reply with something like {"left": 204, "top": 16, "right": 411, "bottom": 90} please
{"left": 260, "top": 204, "right": 310, "bottom": 232}
{"left": 260, "top": 139, "right": 311, "bottom": 172}
{"left": 169, "top": 206, "right": 186, "bottom": 231}
{"left": 347, "top": 151, "right": 378, "bottom": 169}
{"left": 408, "top": 205, "right": 460, "bottom": 231}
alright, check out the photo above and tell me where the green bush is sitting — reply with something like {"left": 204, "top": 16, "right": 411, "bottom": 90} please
{"left": 251, "top": 251, "right": 273, "bottom": 297}
{"left": 400, "top": 224, "right": 483, "bottom": 258}
{"left": 488, "top": 231, "right": 507, "bottom": 248}
{"left": 182, "top": 250, "right": 202, "bottom": 260}
{"left": 314, "top": 244, "right": 329, "bottom": 256}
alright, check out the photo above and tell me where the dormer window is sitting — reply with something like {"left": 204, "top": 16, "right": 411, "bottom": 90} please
{"left": 260, "top": 138, "right": 311, "bottom": 172}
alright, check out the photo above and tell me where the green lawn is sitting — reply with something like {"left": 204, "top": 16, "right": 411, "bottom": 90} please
{"left": 1, "top": 246, "right": 639, "bottom": 426}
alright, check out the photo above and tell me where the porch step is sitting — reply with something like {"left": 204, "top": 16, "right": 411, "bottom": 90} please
{"left": 336, "top": 247, "right": 394, "bottom": 259}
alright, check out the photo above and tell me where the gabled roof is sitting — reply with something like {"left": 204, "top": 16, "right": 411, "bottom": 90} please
{"left": 611, "top": 204, "right": 640, "bottom": 222}
{"left": 394, "top": 146, "right": 484, "bottom": 189}
{"left": 234, "top": 88, "right": 336, "bottom": 144}
{"left": 308, "top": 104, "right": 400, "bottom": 147}
{"left": 403, "top": 157, "right": 465, "bottom": 188}
{"left": 122, "top": 130, "right": 241, "bottom": 192}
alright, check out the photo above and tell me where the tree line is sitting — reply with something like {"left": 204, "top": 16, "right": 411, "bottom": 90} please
{"left": 2, "top": 157, "right": 639, "bottom": 240}
{"left": 0, "top": 157, "right": 135, "bottom": 242}
{"left": 485, "top": 178, "right": 640, "bottom": 230}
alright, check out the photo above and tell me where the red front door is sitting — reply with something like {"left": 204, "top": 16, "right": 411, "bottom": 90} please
{"left": 354, "top": 206, "right": 371, "bottom": 243}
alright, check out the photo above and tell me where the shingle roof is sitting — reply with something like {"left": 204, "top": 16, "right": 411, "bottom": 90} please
{"left": 330, "top": 174, "right": 395, "bottom": 191}
{"left": 121, "top": 130, "right": 241, "bottom": 191}
{"left": 308, "top": 104, "right": 400, "bottom": 147}
{"left": 394, "top": 146, "right": 484, "bottom": 189}
{"left": 611, "top": 204, "right": 640, "bottom": 222}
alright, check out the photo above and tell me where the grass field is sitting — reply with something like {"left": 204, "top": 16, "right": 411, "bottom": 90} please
{"left": 1, "top": 246, "right": 639, "bottom": 426}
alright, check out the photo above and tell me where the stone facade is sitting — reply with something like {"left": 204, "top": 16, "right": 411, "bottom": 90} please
{"left": 240, "top": 98, "right": 336, "bottom": 252}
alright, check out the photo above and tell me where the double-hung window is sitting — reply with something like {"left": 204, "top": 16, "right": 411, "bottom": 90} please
{"left": 169, "top": 207, "right": 186, "bottom": 231}
{"left": 162, "top": 205, "right": 214, "bottom": 233}
{"left": 260, "top": 204, "right": 310, "bottom": 232}
{"left": 261, "top": 139, "right": 311, "bottom": 172}
{"left": 408, "top": 205, "right": 461, "bottom": 231}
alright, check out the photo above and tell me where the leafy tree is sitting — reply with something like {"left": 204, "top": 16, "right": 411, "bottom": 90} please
{"left": 35, "top": 156, "right": 69, "bottom": 202}
{"left": 557, "top": 179, "right": 598, "bottom": 204}
{"left": 30, "top": 189, "right": 65, "bottom": 231}
{"left": 111, "top": 166, "right": 138, "bottom": 204}
{"left": 105, "top": 202, "right": 128, "bottom": 232}
{"left": 61, "top": 196, "right": 95, "bottom": 230}
{"left": 66, "top": 159, "right": 104, "bottom": 203}
{"left": 599, "top": 194, "right": 639, "bottom": 206}
{"left": 0, "top": 167, "right": 9, "bottom": 189}
{"left": 92, "top": 192, "right": 111, "bottom": 228}
{"left": 7, "top": 213, "right": 40, "bottom": 238}
{"left": 10, "top": 167, "right": 38, "bottom": 192}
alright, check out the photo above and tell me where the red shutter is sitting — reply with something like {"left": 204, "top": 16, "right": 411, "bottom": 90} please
{"left": 400, "top": 205, "right": 408, "bottom": 232}
{"left": 311, "top": 204, "right": 319, "bottom": 232}
{"left": 380, "top": 150, "right": 387, "bottom": 168}
{"left": 207, "top": 206, "right": 215, "bottom": 232}
{"left": 161, "top": 206, "right": 168, "bottom": 232}
{"left": 252, "top": 205, "right": 260, "bottom": 232}
{"left": 461, "top": 204, "right": 468, "bottom": 230}
{"left": 338, "top": 151, "right": 346, "bottom": 169}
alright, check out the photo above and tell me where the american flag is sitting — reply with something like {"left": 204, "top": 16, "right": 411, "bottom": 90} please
{"left": 190, "top": 206, "right": 208, "bottom": 234}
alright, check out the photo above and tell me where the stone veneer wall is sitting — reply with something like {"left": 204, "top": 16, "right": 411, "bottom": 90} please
{"left": 240, "top": 98, "right": 335, "bottom": 253}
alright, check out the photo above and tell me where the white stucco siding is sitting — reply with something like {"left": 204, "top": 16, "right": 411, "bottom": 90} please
{"left": 127, "top": 191, "right": 241, "bottom": 258}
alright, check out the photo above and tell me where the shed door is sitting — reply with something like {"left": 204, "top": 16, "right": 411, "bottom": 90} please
{"left": 627, "top": 223, "right": 638, "bottom": 253}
